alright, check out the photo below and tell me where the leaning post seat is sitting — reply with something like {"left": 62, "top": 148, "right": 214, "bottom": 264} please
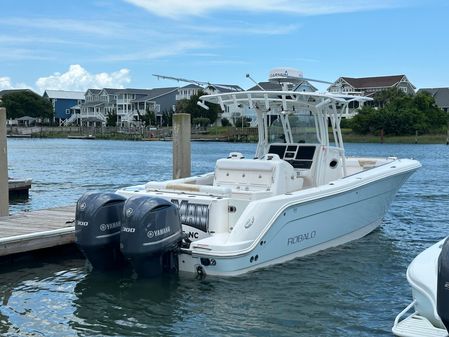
{"left": 213, "top": 152, "right": 303, "bottom": 195}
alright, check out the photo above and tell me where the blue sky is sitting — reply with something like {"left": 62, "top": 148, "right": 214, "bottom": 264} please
{"left": 0, "top": 0, "right": 448, "bottom": 93}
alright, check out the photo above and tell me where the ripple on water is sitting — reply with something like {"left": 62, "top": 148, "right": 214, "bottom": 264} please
{"left": 3, "top": 140, "right": 449, "bottom": 336}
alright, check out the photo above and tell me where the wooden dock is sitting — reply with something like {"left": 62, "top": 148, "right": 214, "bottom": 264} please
{"left": 0, "top": 205, "right": 76, "bottom": 257}
{"left": 8, "top": 178, "right": 32, "bottom": 198}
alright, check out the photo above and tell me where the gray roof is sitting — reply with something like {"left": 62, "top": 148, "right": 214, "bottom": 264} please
{"left": 419, "top": 88, "right": 449, "bottom": 108}
{"left": 16, "top": 116, "right": 37, "bottom": 121}
{"left": 131, "top": 87, "right": 178, "bottom": 103}
{"left": 247, "top": 81, "right": 317, "bottom": 92}
{"left": 338, "top": 75, "right": 416, "bottom": 89}
{"left": 102, "top": 88, "right": 156, "bottom": 95}
{"left": 181, "top": 84, "right": 203, "bottom": 89}
{"left": 85, "top": 89, "right": 101, "bottom": 95}
{"left": 206, "top": 84, "right": 243, "bottom": 93}
{"left": 248, "top": 81, "right": 283, "bottom": 91}
{"left": 44, "top": 90, "right": 85, "bottom": 100}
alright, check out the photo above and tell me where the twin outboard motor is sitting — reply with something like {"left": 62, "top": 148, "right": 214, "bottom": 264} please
{"left": 75, "top": 192, "right": 127, "bottom": 270}
{"left": 120, "top": 196, "right": 183, "bottom": 277}
{"left": 438, "top": 237, "right": 449, "bottom": 331}
{"left": 75, "top": 192, "right": 183, "bottom": 277}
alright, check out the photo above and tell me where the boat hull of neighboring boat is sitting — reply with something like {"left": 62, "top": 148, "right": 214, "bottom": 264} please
{"left": 117, "top": 157, "right": 419, "bottom": 277}
{"left": 393, "top": 239, "right": 449, "bottom": 337}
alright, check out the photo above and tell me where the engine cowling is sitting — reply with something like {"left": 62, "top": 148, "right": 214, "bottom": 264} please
{"left": 75, "top": 192, "right": 127, "bottom": 270}
{"left": 120, "top": 196, "right": 183, "bottom": 277}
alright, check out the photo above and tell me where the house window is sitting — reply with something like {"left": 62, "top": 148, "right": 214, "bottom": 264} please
{"left": 400, "top": 87, "right": 408, "bottom": 93}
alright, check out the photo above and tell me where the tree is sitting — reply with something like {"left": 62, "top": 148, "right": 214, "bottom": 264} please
{"left": 234, "top": 116, "right": 251, "bottom": 128}
{"left": 141, "top": 109, "right": 156, "bottom": 127}
{"left": 221, "top": 117, "right": 231, "bottom": 127}
{"left": 1, "top": 91, "right": 53, "bottom": 120}
{"left": 106, "top": 110, "right": 117, "bottom": 127}
{"left": 161, "top": 110, "right": 172, "bottom": 127}
{"left": 175, "top": 90, "right": 220, "bottom": 125}
{"left": 192, "top": 117, "right": 210, "bottom": 130}
{"left": 350, "top": 88, "right": 448, "bottom": 135}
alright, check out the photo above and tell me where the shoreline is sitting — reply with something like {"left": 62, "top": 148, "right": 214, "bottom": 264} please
{"left": 6, "top": 127, "right": 449, "bottom": 144}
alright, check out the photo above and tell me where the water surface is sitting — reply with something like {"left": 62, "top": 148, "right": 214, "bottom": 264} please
{"left": 2, "top": 139, "right": 449, "bottom": 336}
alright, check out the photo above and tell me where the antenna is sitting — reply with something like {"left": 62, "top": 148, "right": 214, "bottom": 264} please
{"left": 246, "top": 73, "right": 265, "bottom": 91}
{"left": 153, "top": 74, "right": 241, "bottom": 92}
{"left": 300, "top": 77, "right": 333, "bottom": 85}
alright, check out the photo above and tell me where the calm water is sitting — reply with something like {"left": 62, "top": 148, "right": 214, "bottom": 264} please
{"left": 2, "top": 139, "right": 449, "bottom": 336}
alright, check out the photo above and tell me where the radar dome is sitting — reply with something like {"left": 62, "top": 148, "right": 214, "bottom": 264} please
{"left": 269, "top": 67, "right": 303, "bottom": 83}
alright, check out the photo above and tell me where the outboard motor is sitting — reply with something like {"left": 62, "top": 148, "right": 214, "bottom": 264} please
{"left": 120, "top": 196, "right": 183, "bottom": 278}
{"left": 75, "top": 192, "right": 127, "bottom": 270}
{"left": 437, "top": 237, "right": 449, "bottom": 331}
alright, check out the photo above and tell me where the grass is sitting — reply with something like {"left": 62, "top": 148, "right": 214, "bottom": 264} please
{"left": 340, "top": 129, "right": 448, "bottom": 144}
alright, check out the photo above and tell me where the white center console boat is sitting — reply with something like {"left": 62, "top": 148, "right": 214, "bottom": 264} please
{"left": 393, "top": 238, "right": 449, "bottom": 337}
{"left": 74, "top": 69, "right": 421, "bottom": 278}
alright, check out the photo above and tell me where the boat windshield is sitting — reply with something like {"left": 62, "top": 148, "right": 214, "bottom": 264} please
{"left": 268, "top": 112, "right": 319, "bottom": 144}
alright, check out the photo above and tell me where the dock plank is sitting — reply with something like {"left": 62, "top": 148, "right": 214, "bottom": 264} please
{"left": 0, "top": 205, "right": 76, "bottom": 256}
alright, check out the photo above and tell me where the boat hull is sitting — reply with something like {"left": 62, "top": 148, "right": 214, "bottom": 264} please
{"left": 393, "top": 239, "right": 448, "bottom": 336}
{"left": 180, "top": 168, "right": 416, "bottom": 276}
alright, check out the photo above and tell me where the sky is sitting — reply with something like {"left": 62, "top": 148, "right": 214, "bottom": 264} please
{"left": 0, "top": 0, "right": 448, "bottom": 93}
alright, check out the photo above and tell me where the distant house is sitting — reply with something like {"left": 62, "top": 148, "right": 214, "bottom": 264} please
{"left": 175, "top": 83, "right": 244, "bottom": 125}
{"left": 203, "top": 84, "right": 244, "bottom": 125}
{"left": 43, "top": 90, "right": 85, "bottom": 125}
{"left": 176, "top": 84, "right": 202, "bottom": 101}
{"left": 1, "top": 89, "right": 41, "bottom": 125}
{"left": 328, "top": 75, "right": 416, "bottom": 96}
{"left": 327, "top": 75, "right": 416, "bottom": 117}
{"left": 247, "top": 80, "right": 317, "bottom": 92}
{"left": 77, "top": 87, "right": 178, "bottom": 127}
{"left": 16, "top": 116, "right": 38, "bottom": 127}
{"left": 131, "top": 87, "right": 178, "bottom": 126}
{"left": 418, "top": 88, "right": 449, "bottom": 112}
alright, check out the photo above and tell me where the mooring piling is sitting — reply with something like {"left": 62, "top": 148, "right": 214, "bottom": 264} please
{"left": 0, "top": 108, "right": 8, "bottom": 217}
{"left": 172, "top": 113, "right": 191, "bottom": 179}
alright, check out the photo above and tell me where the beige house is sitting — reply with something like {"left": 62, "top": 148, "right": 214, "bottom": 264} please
{"left": 327, "top": 75, "right": 416, "bottom": 117}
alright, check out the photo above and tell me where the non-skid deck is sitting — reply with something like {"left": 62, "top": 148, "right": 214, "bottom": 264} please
{"left": 393, "top": 313, "right": 448, "bottom": 337}
{"left": 0, "top": 205, "right": 76, "bottom": 256}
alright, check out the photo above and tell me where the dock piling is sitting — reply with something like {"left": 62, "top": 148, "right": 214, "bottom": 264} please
{"left": 172, "top": 113, "right": 191, "bottom": 179}
{"left": 0, "top": 108, "right": 8, "bottom": 216}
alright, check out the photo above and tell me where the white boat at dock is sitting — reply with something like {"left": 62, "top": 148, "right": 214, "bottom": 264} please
{"left": 74, "top": 68, "right": 421, "bottom": 278}
{"left": 393, "top": 238, "right": 449, "bottom": 337}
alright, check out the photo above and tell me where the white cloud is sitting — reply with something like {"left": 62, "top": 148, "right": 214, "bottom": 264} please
{"left": 0, "top": 77, "right": 13, "bottom": 90}
{"left": 184, "top": 23, "right": 300, "bottom": 35}
{"left": 0, "top": 76, "right": 30, "bottom": 90}
{"left": 124, "top": 0, "right": 404, "bottom": 18}
{"left": 100, "top": 40, "right": 206, "bottom": 62}
{"left": 35, "top": 65, "right": 131, "bottom": 92}
{"left": 0, "top": 18, "right": 122, "bottom": 37}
